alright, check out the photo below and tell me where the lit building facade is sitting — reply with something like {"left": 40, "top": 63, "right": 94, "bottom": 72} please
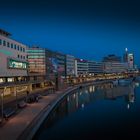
{"left": 0, "top": 29, "right": 28, "bottom": 82}
{"left": 27, "top": 47, "right": 46, "bottom": 76}
{"left": 88, "top": 61, "right": 104, "bottom": 74}
{"left": 128, "top": 53, "right": 134, "bottom": 69}
{"left": 66, "top": 55, "right": 75, "bottom": 77}
{"left": 45, "top": 49, "right": 66, "bottom": 78}
{"left": 123, "top": 48, "right": 134, "bottom": 70}
{"left": 75, "top": 59, "right": 88, "bottom": 76}
{"left": 103, "top": 62, "right": 128, "bottom": 73}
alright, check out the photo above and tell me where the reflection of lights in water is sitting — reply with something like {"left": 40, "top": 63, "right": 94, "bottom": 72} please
{"left": 75, "top": 92, "right": 78, "bottom": 95}
{"left": 73, "top": 94, "right": 76, "bottom": 99}
{"left": 85, "top": 89, "right": 88, "bottom": 93}
{"left": 89, "top": 86, "right": 92, "bottom": 92}
{"left": 67, "top": 96, "right": 69, "bottom": 102}
{"left": 92, "top": 86, "right": 95, "bottom": 92}
{"left": 130, "top": 94, "right": 135, "bottom": 103}
{"left": 127, "top": 104, "right": 130, "bottom": 109}
{"left": 80, "top": 92, "right": 82, "bottom": 96}
{"left": 130, "top": 99, "right": 134, "bottom": 103}
{"left": 135, "top": 82, "right": 139, "bottom": 87}
{"left": 82, "top": 104, "right": 84, "bottom": 108}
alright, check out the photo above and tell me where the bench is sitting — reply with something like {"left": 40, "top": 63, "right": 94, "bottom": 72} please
{"left": 18, "top": 100, "right": 27, "bottom": 108}
{"left": 3, "top": 108, "right": 15, "bottom": 120}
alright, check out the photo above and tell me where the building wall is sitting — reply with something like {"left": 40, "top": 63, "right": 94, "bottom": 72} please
{"left": 76, "top": 59, "right": 88, "bottom": 76}
{"left": 127, "top": 53, "right": 134, "bottom": 69}
{"left": 74, "top": 60, "right": 78, "bottom": 77}
{"left": 27, "top": 47, "right": 46, "bottom": 76}
{"left": 45, "top": 49, "right": 66, "bottom": 78}
{"left": 66, "top": 55, "right": 75, "bottom": 76}
{"left": 104, "top": 62, "right": 128, "bottom": 73}
{"left": 0, "top": 34, "right": 27, "bottom": 77}
{"left": 88, "top": 61, "right": 104, "bottom": 74}
{"left": 123, "top": 50, "right": 134, "bottom": 70}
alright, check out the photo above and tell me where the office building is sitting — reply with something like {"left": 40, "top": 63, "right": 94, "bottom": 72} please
{"left": 45, "top": 49, "right": 66, "bottom": 78}
{"left": 75, "top": 59, "right": 88, "bottom": 76}
{"left": 88, "top": 61, "right": 104, "bottom": 74}
{"left": 66, "top": 55, "right": 75, "bottom": 77}
{"left": 104, "top": 62, "right": 128, "bottom": 73}
{"left": 27, "top": 47, "right": 46, "bottom": 76}
{"left": 0, "top": 29, "right": 28, "bottom": 82}
{"left": 123, "top": 48, "right": 134, "bottom": 70}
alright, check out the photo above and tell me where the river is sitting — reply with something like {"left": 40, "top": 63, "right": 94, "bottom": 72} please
{"left": 34, "top": 81, "right": 140, "bottom": 140}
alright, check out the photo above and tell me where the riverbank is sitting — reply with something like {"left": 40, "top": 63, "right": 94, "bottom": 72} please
{"left": 0, "top": 79, "right": 117, "bottom": 140}
{"left": 0, "top": 86, "right": 79, "bottom": 140}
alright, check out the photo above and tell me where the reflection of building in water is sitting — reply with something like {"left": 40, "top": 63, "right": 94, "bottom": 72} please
{"left": 124, "top": 85, "right": 135, "bottom": 109}
{"left": 67, "top": 87, "right": 96, "bottom": 112}
{"left": 95, "top": 83, "right": 113, "bottom": 91}
{"left": 104, "top": 85, "right": 135, "bottom": 100}
{"left": 89, "top": 86, "right": 95, "bottom": 93}
{"left": 78, "top": 88, "right": 90, "bottom": 108}
{"left": 45, "top": 98, "right": 68, "bottom": 128}
{"left": 67, "top": 93, "right": 77, "bottom": 113}
{"left": 67, "top": 84, "right": 135, "bottom": 113}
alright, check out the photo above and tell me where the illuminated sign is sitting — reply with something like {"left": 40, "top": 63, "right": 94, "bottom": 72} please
{"left": 8, "top": 59, "right": 27, "bottom": 69}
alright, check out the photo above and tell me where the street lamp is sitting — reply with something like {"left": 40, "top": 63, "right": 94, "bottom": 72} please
{"left": 0, "top": 87, "right": 5, "bottom": 123}
{"left": 15, "top": 87, "right": 18, "bottom": 110}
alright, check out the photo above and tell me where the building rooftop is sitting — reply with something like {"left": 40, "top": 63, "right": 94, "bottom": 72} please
{"left": 0, "top": 29, "right": 11, "bottom": 37}
{"left": 76, "top": 58, "right": 88, "bottom": 62}
{"left": 103, "top": 54, "right": 122, "bottom": 62}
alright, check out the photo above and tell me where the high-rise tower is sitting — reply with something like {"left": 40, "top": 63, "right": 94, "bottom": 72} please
{"left": 123, "top": 48, "right": 134, "bottom": 70}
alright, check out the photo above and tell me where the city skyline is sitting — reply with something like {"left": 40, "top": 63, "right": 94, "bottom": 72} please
{"left": 1, "top": 1, "right": 140, "bottom": 139}
{"left": 0, "top": 0, "right": 140, "bottom": 65}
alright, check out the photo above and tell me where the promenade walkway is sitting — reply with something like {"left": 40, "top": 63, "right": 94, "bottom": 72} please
{"left": 0, "top": 87, "right": 76, "bottom": 140}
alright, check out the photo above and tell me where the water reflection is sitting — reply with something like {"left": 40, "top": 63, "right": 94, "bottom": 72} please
{"left": 34, "top": 82, "right": 139, "bottom": 140}
{"left": 67, "top": 83, "right": 135, "bottom": 112}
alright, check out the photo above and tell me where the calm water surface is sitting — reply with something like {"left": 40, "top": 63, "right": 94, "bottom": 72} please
{"left": 34, "top": 82, "right": 140, "bottom": 140}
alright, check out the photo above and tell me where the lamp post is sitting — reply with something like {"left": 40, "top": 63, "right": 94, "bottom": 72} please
{"left": 1, "top": 87, "right": 5, "bottom": 122}
{"left": 15, "top": 87, "right": 18, "bottom": 110}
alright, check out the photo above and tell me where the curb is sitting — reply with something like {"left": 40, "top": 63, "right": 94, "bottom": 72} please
{"left": 17, "top": 86, "right": 79, "bottom": 140}
{"left": 18, "top": 80, "right": 113, "bottom": 140}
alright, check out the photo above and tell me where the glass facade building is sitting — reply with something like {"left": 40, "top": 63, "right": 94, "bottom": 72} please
{"left": 27, "top": 47, "right": 46, "bottom": 76}
{"left": 45, "top": 49, "right": 66, "bottom": 78}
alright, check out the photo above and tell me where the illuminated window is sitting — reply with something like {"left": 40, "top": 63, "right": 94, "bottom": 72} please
{"left": 0, "top": 78, "right": 4, "bottom": 83}
{"left": 7, "top": 78, "right": 14, "bottom": 82}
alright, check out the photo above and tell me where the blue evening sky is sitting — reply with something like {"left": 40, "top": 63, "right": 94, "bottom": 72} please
{"left": 0, "top": 0, "right": 140, "bottom": 66}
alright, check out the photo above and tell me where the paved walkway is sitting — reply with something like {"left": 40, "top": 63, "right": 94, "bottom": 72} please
{"left": 0, "top": 87, "right": 75, "bottom": 140}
